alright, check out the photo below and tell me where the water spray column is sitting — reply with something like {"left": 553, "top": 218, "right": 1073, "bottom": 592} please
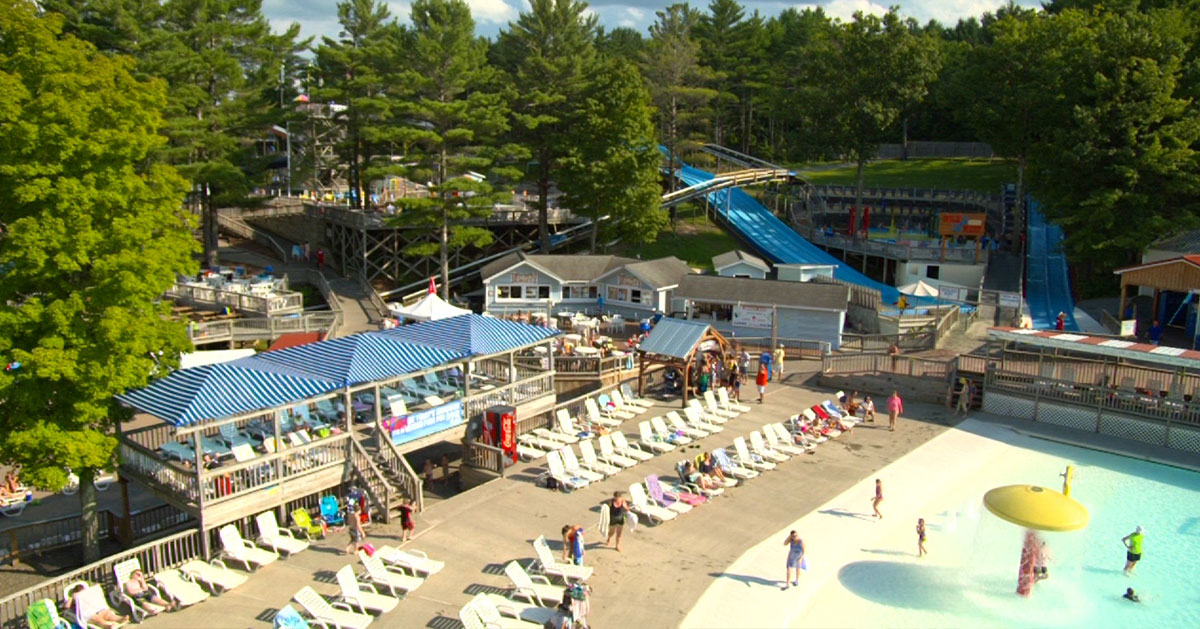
{"left": 982, "top": 466, "right": 1089, "bottom": 597}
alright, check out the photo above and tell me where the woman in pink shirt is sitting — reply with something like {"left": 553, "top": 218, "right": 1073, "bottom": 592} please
{"left": 888, "top": 390, "right": 903, "bottom": 432}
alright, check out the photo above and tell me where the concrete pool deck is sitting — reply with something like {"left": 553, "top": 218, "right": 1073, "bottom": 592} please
{"left": 131, "top": 371, "right": 962, "bottom": 628}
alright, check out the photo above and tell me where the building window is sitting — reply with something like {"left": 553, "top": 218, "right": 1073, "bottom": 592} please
{"left": 926, "top": 265, "right": 940, "bottom": 280}
{"left": 607, "top": 286, "right": 627, "bottom": 302}
{"left": 497, "top": 285, "right": 520, "bottom": 299}
{"left": 564, "top": 285, "right": 597, "bottom": 300}
{"left": 524, "top": 285, "right": 550, "bottom": 299}
{"left": 496, "top": 284, "right": 548, "bottom": 301}
{"left": 630, "top": 289, "right": 643, "bottom": 304}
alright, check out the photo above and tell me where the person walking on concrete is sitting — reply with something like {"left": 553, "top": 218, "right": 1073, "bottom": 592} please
{"left": 955, "top": 378, "right": 971, "bottom": 416}
{"left": 888, "top": 390, "right": 903, "bottom": 432}
{"left": 783, "top": 530, "right": 805, "bottom": 589}
{"left": 759, "top": 350, "right": 772, "bottom": 383}
{"left": 772, "top": 344, "right": 785, "bottom": 381}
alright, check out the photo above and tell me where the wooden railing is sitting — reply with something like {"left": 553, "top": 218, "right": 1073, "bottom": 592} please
{"left": 987, "top": 368, "right": 1200, "bottom": 428}
{"left": 167, "top": 282, "right": 304, "bottom": 316}
{"left": 822, "top": 353, "right": 955, "bottom": 379}
{"left": 463, "top": 440, "right": 507, "bottom": 477}
{"left": 188, "top": 312, "right": 339, "bottom": 344}
{"left": 0, "top": 529, "right": 207, "bottom": 628}
{"left": 347, "top": 438, "right": 391, "bottom": 523}
{"left": 516, "top": 354, "right": 629, "bottom": 376}
{"left": 935, "top": 306, "right": 961, "bottom": 344}
{"left": 460, "top": 372, "right": 556, "bottom": 423}
{"left": 808, "top": 230, "right": 987, "bottom": 264}
{"left": 840, "top": 330, "right": 935, "bottom": 353}
{"left": 373, "top": 419, "right": 424, "bottom": 513}
{"left": 119, "top": 440, "right": 199, "bottom": 504}
{"left": 729, "top": 337, "right": 832, "bottom": 359}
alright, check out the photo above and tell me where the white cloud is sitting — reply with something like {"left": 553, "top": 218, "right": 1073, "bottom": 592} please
{"left": 465, "top": 0, "right": 519, "bottom": 24}
{"left": 793, "top": 0, "right": 889, "bottom": 21}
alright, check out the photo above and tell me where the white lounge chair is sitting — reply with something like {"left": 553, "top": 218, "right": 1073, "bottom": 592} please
{"left": 559, "top": 446, "right": 604, "bottom": 483}
{"left": 712, "top": 448, "right": 759, "bottom": 480}
{"left": 667, "top": 411, "right": 708, "bottom": 439}
{"left": 375, "top": 546, "right": 444, "bottom": 576}
{"left": 578, "top": 440, "right": 621, "bottom": 477}
{"left": 687, "top": 399, "right": 727, "bottom": 424}
{"left": 643, "top": 475, "right": 693, "bottom": 514}
{"left": 503, "top": 560, "right": 564, "bottom": 607}
{"left": 596, "top": 434, "right": 638, "bottom": 468}
{"left": 179, "top": 559, "right": 247, "bottom": 593}
{"left": 293, "top": 585, "right": 373, "bottom": 629}
{"left": 650, "top": 416, "right": 692, "bottom": 445}
{"left": 717, "top": 387, "right": 751, "bottom": 413}
{"left": 733, "top": 436, "right": 776, "bottom": 471}
{"left": 153, "top": 569, "right": 210, "bottom": 608}
{"left": 596, "top": 394, "right": 635, "bottom": 421}
{"left": 335, "top": 565, "right": 398, "bottom": 615}
{"left": 531, "top": 535, "right": 592, "bottom": 582}
{"left": 620, "top": 383, "right": 655, "bottom": 409}
{"left": 521, "top": 432, "right": 565, "bottom": 451}
{"left": 256, "top": 510, "right": 310, "bottom": 556}
{"left": 358, "top": 550, "right": 424, "bottom": 596}
{"left": 479, "top": 593, "right": 558, "bottom": 626}
{"left": 638, "top": 421, "right": 677, "bottom": 453}
{"left": 767, "top": 423, "right": 812, "bottom": 455}
{"left": 218, "top": 524, "right": 278, "bottom": 571}
{"left": 683, "top": 406, "right": 723, "bottom": 434}
{"left": 544, "top": 450, "right": 590, "bottom": 492}
{"left": 610, "top": 389, "right": 648, "bottom": 416}
{"left": 64, "top": 582, "right": 128, "bottom": 629}
{"left": 703, "top": 390, "right": 740, "bottom": 419}
{"left": 468, "top": 593, "right": 544, "bottom": 628}
{"left": 581, "top": 399, "right": 621, "bottom": 429}
{"left": 627, "top": 482, "right": 677, "bottom": 524}
{"left": 551, "top": 410, "right": 586, "bottom": 442}
{"left": 750, "top": 430, "right": 790, "bottom": 463}
{"left": 515, "top": 438, "right": 546, "bottom": 461}
{"left": 612, "top": 431, "right": 654, "bottom": 461}
{"left": 113, "top": 558, "right": 166, "bottom": 622}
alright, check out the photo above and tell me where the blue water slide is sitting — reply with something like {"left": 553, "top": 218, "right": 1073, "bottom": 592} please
{"left": 674, "top": 162, "right": 922, "bottom": 305}
{"left": 1024, "top": 201, "right": 1078, "bottom": 331}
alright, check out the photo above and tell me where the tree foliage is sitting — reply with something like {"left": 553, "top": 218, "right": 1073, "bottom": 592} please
{"left": 0, "top": 1, "right": 196, "bottom": 561}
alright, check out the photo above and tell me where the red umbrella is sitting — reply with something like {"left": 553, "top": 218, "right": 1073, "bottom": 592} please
{"left": 848, "top": 206, "right": 857, "bottom": 238}
{"left": 861, "top": 206, "right": 871, "bottom": 237}
{"left": 428, "top": 277, "right": 436, "bottom": 295}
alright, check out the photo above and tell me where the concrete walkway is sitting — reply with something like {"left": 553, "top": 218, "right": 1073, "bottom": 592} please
{"left": 142, "top": 370, "right": 961, "bottom": 628}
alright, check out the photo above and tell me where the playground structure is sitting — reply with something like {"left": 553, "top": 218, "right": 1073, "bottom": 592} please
{"left": 983, "top": 466, "right": 1089, "bottom": 597}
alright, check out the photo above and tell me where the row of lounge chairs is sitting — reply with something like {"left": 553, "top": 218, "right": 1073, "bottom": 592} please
{"left": 289, "top": 546, "right": 444, "bottom": 628}
{"left": 459, "top": 537, "right": 591, "bottom": 628}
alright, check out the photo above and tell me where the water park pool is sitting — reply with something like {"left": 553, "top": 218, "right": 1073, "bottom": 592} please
{"left": 682, "top": 419, "right": 1200, "bottom": 628}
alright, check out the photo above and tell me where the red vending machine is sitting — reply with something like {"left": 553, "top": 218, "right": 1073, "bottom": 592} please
{"left": 484, "top": 405, "right": 517, "bottom": 463}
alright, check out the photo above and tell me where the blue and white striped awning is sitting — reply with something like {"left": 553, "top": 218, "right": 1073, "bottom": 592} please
{"left": 116, "top": 361, "right": 340, "bottom": 427}
{"left": 377, "top": 314, "right": 560, "bottom": 356}
{"left": 248, "top": 333, "right": 468, "bottom": 385}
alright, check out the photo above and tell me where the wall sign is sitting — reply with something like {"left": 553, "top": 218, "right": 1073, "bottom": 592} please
{"left": 733, "top": 304, "right": 773, "bottom": 329}
{"left": 617, "top": 273, "right": 641, "bottom": 287}
{"left": 511, "top": 272, "right": 537, "bottom": 284}
{"left": 389, "top": 400, "right": 464, "bottom": 446}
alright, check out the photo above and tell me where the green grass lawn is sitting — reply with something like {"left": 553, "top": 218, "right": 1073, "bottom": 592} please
{"left": 615, "top": 212, "right": 739, "bottom": 271}
{"left": 795, "top": 158, "right": 1017, "bottom": 193}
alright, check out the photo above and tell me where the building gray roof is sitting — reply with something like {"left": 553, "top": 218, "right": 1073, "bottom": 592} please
{"left": 712, "top": 250, "right": 770, "bottom": 272}
{"left": 621, "top": 256, "right": 692, "bottom": 288}
{"left": 675, "top": 274, "right": 850, "bottom": 312}
{"left": 1150, "top": 229, "right": 1200, "bottom": 255}
{"left": 638, "top": 317, "right": 712, "bottom": 360}
{"left": 479, "top": 252, "right": 634, "bottom": 283}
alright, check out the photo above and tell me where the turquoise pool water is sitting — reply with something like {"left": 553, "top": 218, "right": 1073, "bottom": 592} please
{"left": 828, "top": 430, "right": 1200, "bottom": 628}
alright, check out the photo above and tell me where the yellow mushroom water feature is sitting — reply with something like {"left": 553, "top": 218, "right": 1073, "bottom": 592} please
{"left": 983, "top": 466, "right": 1089, "bottom": 596}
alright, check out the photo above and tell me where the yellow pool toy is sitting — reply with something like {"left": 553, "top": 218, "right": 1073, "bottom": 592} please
{"left": 983, "top": 483, "right": 1089, "bottom": 532}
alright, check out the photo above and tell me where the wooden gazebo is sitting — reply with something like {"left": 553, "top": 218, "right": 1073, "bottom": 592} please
{"left": 635, "top": 318, "right": 731, "bottom": 407}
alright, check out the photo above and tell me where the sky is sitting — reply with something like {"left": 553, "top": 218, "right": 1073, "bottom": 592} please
{"left": 261, "top": 0, "right": 1044, "bottom": 42}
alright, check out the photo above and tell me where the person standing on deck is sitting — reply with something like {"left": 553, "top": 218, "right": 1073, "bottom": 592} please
{"left": 888, "top": 390, "right": 903, "bottom": 432}
{"left": 773, "top": 344, "right": 785, "bottom": 381}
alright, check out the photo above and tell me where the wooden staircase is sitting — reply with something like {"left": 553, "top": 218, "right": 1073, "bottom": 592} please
{"left": 345, "top": 425, "right": 424, "bottom": 523}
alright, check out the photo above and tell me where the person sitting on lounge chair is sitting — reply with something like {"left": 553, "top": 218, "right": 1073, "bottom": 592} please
{"left": 2, "top": 470, "right": 21, "bottom": 496}
{"left": 683, "top": 460, "right": 722, "bottom": 491}
{"left": 124, "top": 569, "right": 175, "bottom": 615}
{"left": 698, "top": 452, "right": 729, "bottom": 485}
{"left": 72, "top": 585, "right": 128, "bottom": 629}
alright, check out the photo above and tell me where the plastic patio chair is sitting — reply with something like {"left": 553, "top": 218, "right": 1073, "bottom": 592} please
{"left": 320, "top": 496, "right": 345, "bottom": 527}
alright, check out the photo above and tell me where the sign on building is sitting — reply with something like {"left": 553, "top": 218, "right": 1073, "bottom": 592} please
{"left": 388, "top": 400, "right": 465, "bottom": 446}
{"left": 998, "top": 292, "right": 1022, "bottom": 309}
{"left": 733, "top": 304, "right": 773, "bottom": 329}
{"left": 937, "top": 213, "right": 987, "bottom": 238}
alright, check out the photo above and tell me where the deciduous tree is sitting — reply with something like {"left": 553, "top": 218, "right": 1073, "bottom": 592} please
{"left": 0, "top": 1, "right": 196, "bottom": 562}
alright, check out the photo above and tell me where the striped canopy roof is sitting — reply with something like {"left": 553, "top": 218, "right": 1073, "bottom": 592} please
{"left": 248, "top": 332, "right": 468, "bottom": 385}
{"left": 116, "top": 361, "right": 340, "bottom": 426}
{"left": 377, "top": 313, "right": 560, "bottom": 356}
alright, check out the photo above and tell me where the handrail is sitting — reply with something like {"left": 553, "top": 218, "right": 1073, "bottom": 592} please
{"left": 168, "top": 282, "right": 305, "bottom": 316}
{"left": 187, "top": 312, "right": 339, "bottom": 343}
{"left": 807, "top": 230, "right": 988, "bottom": 264}
{"left": 216, "top": 213, "right": 290, "bottom": 261}
{"left": 840, "top": 330, "right": 934, "bottom": 353}
{"left": 347, "top": 437, "right": 391, "bottom": 524}
{"left": 463, "top": 440, "right": 506, "bottom": 477}
{"left": 0, "top": 528, "right": 206, "bottom": 628}
{"left": 373, "top": 416, "right": 424, "bottom": 513}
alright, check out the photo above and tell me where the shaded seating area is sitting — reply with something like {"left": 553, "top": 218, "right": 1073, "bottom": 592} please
{"left": 635, "top": 318, "right": 732, "bottom": 408}
{"left": 114, "top": 315, "right": 561, "bottom": 548}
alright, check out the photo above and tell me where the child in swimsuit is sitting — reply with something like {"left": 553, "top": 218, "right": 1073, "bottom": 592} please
{"left": 916, "top": 518, "right": 927, "bottom": 557}
{"left": 872, "top": 479, "right": 883, "bottom": 519}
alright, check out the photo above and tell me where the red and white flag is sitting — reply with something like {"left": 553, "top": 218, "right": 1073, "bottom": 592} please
{"left": 428, "top": 277, "right": 436, "bottom": 295}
